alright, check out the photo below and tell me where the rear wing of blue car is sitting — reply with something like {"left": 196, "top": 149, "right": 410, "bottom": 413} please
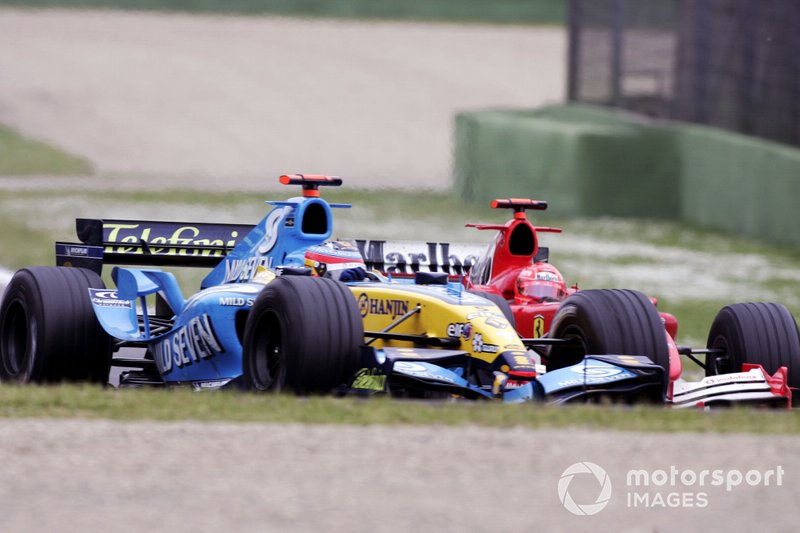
{"left": 56, "top": 218, "right": 255, "bottom": 273}
{"left": 55, "top": 220, "right": 501, "bottom": 279}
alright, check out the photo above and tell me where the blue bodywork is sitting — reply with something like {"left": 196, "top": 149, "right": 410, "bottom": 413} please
{"left": 90, "top": 192, "right": 349, "bottom": 386}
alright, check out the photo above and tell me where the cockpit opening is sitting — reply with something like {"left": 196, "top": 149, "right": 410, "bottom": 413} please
{"left": 508, "top": 223, "right": 535, "bottom": 256}
{"left": 301, "top": 202, "right": 328, "bottom": 235}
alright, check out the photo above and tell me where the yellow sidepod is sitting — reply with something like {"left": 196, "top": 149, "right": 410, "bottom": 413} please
{"left": 348, "top": 283, "right": 525, "bottom": 365}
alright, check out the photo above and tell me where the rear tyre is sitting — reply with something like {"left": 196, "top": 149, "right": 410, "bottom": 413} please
{"left": 705, "top": 302, "right": 800, "bottom": 390}
{"left": 0, "top": 266, "right": 112, "bottom": 384}
{"left": 242, "top": 276, "right": 363, "bottom": 393}
{"left": 547, "top": 289, "right": 670, "bottom": 374}
{"left": 468, "top": 290, "right": 516, "bottom": 329}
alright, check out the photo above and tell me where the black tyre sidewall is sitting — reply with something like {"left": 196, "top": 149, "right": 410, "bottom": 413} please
{"left": 243, "top": 276, "right": 363, "bottom": 393}
{"left": 0, "top": 271, "right": 43, "bottom": 381}
{"left": 0, "top": 267, "right": 111, "bottom": 383}
{"left": 547, "top": 289, "right": 670, "bottom": 373}
{"left": 706, "top": 302, "right": 800, "bottom": 389}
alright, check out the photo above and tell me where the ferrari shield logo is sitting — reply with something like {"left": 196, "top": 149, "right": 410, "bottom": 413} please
{"left": 533, "top": 315, "right": 545, "bottom": 338}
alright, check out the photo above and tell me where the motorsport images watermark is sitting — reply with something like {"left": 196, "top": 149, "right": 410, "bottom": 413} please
{"left": 558, "top": 462, "right": 785, "bottom": 515}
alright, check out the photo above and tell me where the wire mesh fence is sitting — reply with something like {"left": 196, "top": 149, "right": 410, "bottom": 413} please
{"left": 568, "top": 0, "right": 800, "bottom": 146}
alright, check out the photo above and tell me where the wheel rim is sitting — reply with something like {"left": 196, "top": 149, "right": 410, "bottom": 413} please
{"left": 550, "top": 324, "right": 590, "bottom": 368}
{"left": 708, "top": 335, "right": 732, "bottom": 375}
{"left": 250, "top": 311, "right": 286, "bottom": 391}
{"left": 1, "top": 300, "right": 35, "bottom": 380}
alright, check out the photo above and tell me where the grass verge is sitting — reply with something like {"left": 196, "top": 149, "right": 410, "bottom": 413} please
{"left": 1, "top": 384, "right": 799, "bottom": 434}
{"left": 0, "top": 124, "right": 92, "bottom": 175}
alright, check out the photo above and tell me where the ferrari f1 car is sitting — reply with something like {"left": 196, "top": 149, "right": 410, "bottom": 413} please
{"left": 0, "top": 176, "right": 796, "bottom": 407}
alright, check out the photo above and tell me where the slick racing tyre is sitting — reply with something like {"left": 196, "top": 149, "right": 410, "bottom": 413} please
{"left": 0, "top": 266, "right": 112, "bottom": 384}
{"left": 547, "top": 289, "right": 670, "bottom": 374}
{"left": 705, "top": 302, "right": 800, "bottom": 390}
{"left": 468, "top": 290, "right": 516, "bottom": 329}
{"left": 242, "top": 275, "right": 363, "bottom": 393}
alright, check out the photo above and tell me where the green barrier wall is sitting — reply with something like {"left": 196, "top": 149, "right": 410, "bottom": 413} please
{"left": 678, "top": 125, "right": 800, "bottom": 246}
{"left": 0, "top": 0, "right": 567, "bottom": 24}
{"left": 454, "top": 106, "right": 680, "bottom": 218}
{"left": 453, "top": 105, "right": 800, "bottom": 247}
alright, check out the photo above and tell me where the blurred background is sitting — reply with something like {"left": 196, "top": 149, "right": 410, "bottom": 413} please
{"left": 2, "top": 1, "right": 799, "bottom": 241}
{"left": 0, "top": 1, "right": 566, "bottom": 190}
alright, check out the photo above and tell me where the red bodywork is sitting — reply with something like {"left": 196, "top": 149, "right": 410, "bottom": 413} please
{"left": 463, "top": 198, "right": 684, "bottom": 383}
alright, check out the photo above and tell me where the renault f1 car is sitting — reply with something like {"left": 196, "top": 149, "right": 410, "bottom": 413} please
{"left": 0, "top": 176, "right": 796, "bottom": 407}
{"left": 0, "top": 175, "right": 535, "bottom": 399}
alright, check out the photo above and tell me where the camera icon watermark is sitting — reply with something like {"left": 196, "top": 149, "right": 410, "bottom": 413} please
{"left": 558, "top": 462, "right": 612, "bottom": 516}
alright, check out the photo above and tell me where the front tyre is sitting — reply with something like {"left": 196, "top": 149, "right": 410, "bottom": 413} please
{"left": 242, "top": 276, "right": 363, "bottom": 393}
{"left": 706, "top": 302, "right": 800, "bottom": 390}
{"left": 0, "top": 266, "right": 111, "bottom": 383}
{"left": 547, "top": 289, "right": 670, "bottom": 374}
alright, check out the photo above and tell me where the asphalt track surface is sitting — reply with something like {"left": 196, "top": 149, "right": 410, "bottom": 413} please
{"left": 0, "top": 9, "right": 798, "bottom": 532}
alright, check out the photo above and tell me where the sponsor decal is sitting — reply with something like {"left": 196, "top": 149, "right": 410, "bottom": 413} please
{"left": 154, "top": 314, "right": 224, "bottom": 374}
{"left": 702, "top": 372, "right": 763, "bottom": 385}
{"left": 353, "top": 240, "right": 482, "bottom": 276}
{"left": 471, "top": 333, "right": 499, "bottom": 354}
{"left": 357, "top": 293, "right": 409, "bottom": 319}
{"left": 393, "top": 361, "right": 455, "bottom": 383}
{"left": 555, "top": 362, "right": 633, "bottom": 388}
{"left": 536, "top": 271, "right": 560, "bottom": 282}
{"left": 571, "top": 365, "right": 624, "bottom": 378}
{"left": 89, "top": 289, "right": 132, "bottom": 309}
{"left": 466, "top": 310, "right": 505, "bottom": 321}
{"left": 513, "top": 355, "right": 534, "bottom": 367}
{"left": 65, "top": 246, "right": 89, "bottom": 256}
{"left": 351, "top": 368, "right": 387, "bottom": 391}
{"left": 258, "top": 207, "right": 286, "bottom": 255}
{"left": 224, "top": 256, "right": 273, "bottom": 283}
{"left": 218, "top": 296, "right": 255, "bottom": 307}
{"left": 533, "top": 315, "right": 546, "bottom": 338}
{"left": 446, "top": 322, "right": 472, "bottom": 340}
{"left": 191, "top": 379, "right": 233, "bottom": 391}
{"left": 484, "top": 315, "right": 508, "bottom": 329}
{"left": 104, "top": 222, "right": 243, "bottom": 257}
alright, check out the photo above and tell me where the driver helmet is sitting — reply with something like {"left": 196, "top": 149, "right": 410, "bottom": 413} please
{"left": 304, "top": 240, "right": 367, "bottom": 282}
{"left": 515, "top": 263, "right": 566, "bottom": 303}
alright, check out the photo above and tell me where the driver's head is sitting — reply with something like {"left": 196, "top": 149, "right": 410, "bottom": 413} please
{"left": 516, "top": 264, "right": 566, "bottom": 302}
{"left": 304, "top": 241, "right": 366, "bottom": 282}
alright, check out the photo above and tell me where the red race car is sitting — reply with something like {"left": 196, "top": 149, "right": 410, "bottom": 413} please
{"left": 461, "top": 198, "right": 800, "bottom": 407}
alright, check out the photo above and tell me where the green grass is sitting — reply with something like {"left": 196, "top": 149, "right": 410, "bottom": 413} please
{"left": 0, "top": 125, "right": 92, "bottom": 175}
{"left": 1, "top": 384, "right": 799, "bottom": 434}
{"left": 0, "top": 0, "right": 567, "bottom": 25}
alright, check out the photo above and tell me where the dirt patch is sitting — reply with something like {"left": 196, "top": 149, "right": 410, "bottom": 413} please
{"left": 0, "top": 8, "right": 564, "bottom": 190}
